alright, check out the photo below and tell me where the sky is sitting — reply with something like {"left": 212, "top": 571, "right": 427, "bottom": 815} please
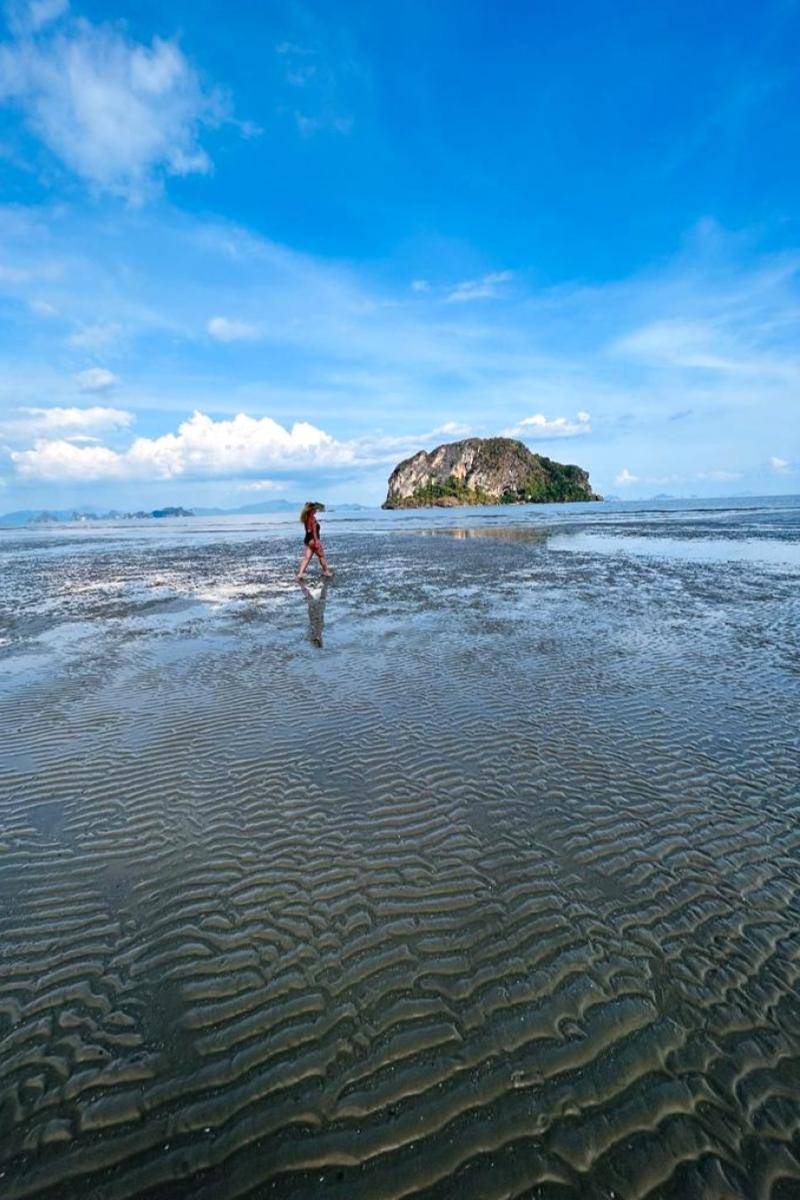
{"left": 0, "top": 0, "right": 798, "bottom": 511}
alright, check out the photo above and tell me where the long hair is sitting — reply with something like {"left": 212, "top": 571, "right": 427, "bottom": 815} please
{"left": 300, "top": 501, "right": 324, "bottom": 523}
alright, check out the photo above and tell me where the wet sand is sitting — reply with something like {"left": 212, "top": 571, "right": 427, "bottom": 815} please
{"left": 1, "top": 521, "right": 799, "bottom": 1198}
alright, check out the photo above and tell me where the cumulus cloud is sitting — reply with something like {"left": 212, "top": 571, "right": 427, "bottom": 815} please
{"left": 0, "top": 11, "right": 230, "bottom": 201}
{"left": 5, "top": 408, "right": 485, "bottom": 485}
{"left": 206, "top": 315, "right": 261, "bottom": 342}
{"left": 411, "top": 279, "right": 430, "bottom": 293}
{"left": 770, "top": 455, "right": 790, "bottom": 472}
{"left": 446, "top": 271, "right": 512, "bottom": 303}
{"left": 504, "top": 411, "right": 591, "bottom": 439}
{"left": 1, "top": 212, "right": 795, "bottom": 503}
{"left": 10, "top": 439, "right": 124, "bottom": 479}
{"left": 615, "top": 467, "right": 638, "bottom": 486}
{"left": 10, "top": 409, "right": 355, "bottom": 481}
{"left": 74, "top": 366, "right": 118, "bottom": 392}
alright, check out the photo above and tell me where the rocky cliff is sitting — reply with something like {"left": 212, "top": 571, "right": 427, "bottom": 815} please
{"left": 383, "top": 437, "right": 601, "bottom": 508}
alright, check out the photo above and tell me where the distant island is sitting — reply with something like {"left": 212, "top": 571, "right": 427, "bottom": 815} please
{"left": 0, "top": 500, "right": 373, "bottom": 528}
{"left": 2, "top": 506, "right": 197, "bottom": 526}
{"left": 383, "top": 437, "right": 601, "bottom": 508}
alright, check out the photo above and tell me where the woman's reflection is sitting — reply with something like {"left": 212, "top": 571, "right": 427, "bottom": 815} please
{"left": 297, "top": 578, "right": 329, "bottom": 647}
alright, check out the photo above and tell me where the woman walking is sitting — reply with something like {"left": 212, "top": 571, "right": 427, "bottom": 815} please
{"left": 296, "top": 501, "right": 333, "bottom": 579}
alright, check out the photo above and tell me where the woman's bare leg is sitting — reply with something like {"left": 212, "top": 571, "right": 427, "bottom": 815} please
{"left": 317, "top": 548, "right": 333, "bottom": 577}
{"left": 296, "top": 545, "right": 313, "bottom": 579}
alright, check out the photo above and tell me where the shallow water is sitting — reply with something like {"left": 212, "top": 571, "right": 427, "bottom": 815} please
{"left": 1, "top": 498, "right": 799, "bottom": 1199}
{"left": 549, "top": 531, "right": 800, "bottom": 566}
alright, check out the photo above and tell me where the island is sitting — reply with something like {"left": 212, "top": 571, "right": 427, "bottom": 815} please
{"left": 0, "top": 506, "right": 197, "bottom": 527}
{"left": 382, "top": 437, "right": 601, "bottom": 508}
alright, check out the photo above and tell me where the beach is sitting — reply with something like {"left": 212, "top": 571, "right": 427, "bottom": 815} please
{"left": 1, "top": 498, "right": 799, "bottom": 1199}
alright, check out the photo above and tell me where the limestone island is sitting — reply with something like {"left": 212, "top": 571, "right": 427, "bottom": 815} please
{"left": 382, "top": 437, "right": 601, "bottom": 508}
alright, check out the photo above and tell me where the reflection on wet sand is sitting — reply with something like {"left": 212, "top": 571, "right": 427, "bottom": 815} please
{"left": 298, "top": 578, "right": 329, "bottom": 647}
{"left": 417, "top": 525, "right": 548, "bottom": 543}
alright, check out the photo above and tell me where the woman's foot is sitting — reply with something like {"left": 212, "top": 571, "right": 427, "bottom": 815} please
{"left": 322, "top": 571, "right": 334, "bottom": 578}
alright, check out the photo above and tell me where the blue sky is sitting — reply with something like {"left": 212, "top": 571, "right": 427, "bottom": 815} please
{"left": 0, "top": 0, "right": 798, "bottom": 510}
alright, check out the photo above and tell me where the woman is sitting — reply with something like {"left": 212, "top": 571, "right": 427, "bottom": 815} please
{"left": 296, "top": 501, "right": 333, "bottom": 579}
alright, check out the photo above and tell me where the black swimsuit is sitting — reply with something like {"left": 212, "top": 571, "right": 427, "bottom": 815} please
{"left": 304, "top": 516, "right": 320, "bottom": 546}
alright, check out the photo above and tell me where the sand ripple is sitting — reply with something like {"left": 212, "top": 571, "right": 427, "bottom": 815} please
{"left": 1, "top": 528, "right": 799, "bottom": 1198}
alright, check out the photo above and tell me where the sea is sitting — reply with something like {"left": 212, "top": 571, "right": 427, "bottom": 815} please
{"left": 1, "top": 494, "right": 799, "bottom": 1199}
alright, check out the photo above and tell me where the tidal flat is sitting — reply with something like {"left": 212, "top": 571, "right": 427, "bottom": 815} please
{"left": 1, "top": 501, "right": 799, "bottom": 1199}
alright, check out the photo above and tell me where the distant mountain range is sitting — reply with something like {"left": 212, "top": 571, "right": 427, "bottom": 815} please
{"left": 192, "top": 500, "right": 371, "bottom": 516}
{"left": 0, "top": 500, "right": 372, "bottom": 527}
{"left": 193, "top": 500, "right": 296, "bottom": 516}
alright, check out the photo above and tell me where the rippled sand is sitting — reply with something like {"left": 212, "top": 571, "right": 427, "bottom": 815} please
{"left": 1, "top": 525, "right": 799, "bottom": 1199}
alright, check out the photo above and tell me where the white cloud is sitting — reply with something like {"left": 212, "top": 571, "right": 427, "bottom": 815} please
{"left": 5, "top": 0, "right": 68, "bottom": 35}
{"left": 0, "top": 263, "right": 33, "bottom": 283}
{"left": 10, "top": 409, "right": 355, "bottom": 481}
{"left": 286, "top": 65, "right": 316, "bottom": 87}
{"left": 240, "top": 478, "right": 285, "bottom": 492}
{"left": 770, "top": 455, "right": 790, "bottom": 472}
{"left": 0, "top": 255, "right": 65, "bottom": 287}
{"left": 74, "top": 366, "right": 118, "bottom": 392}
{"left": 1, "top": 404, "right": 133, "bottom": 442}
{"left": 613, "top": 465, "right": 746, "bottom": 490}
{"left": 275, "top": 37, "right": 355, "bottom": 138}
{"left": 275, "top": 42, "right": 312, "bottom": 56}
{"left": 1, "top": 211, "right": 797, "bottom": 505}
{"left": 433, "top": 420, "right": 472, "bottom": 437}
{"left": 206, "top": 315, "right": 261, "bottom": 342}
{"left": 411, "top": 279, "right": 430, "bottom": 292}
{"left": 4, "top": 0, "right": 67, "bottom": 33}
{"left": 505, "top": 411, "right": 591, "bottom": 439}
{"left": 611, "top": 317, "right": 799, "bottom": 380}
{"left": 11, "top": 439, "right": 124, "bottom": 480}
{"left": 446, "top": 271, "right": 513, "bottom": 303}
{"left": 68, "top": 322, "right": 122, "bottom": 350}
{"left": 5, "top": 408, "right": 485, "bottom": 485}
{"left": 0, "top": 14, "right": 229, "bottom": 201}
{"left": 20, "top": 404, "right": 132, "bottom": 433}
{"left": 612, "top": 319, "right": 718, "bottom": 366}
{"left": 29, "top": 0, "right": 67, "bottom": 27}
{"left": 294, "top": 111, "right": 352, "bottom": 137}
{"left": 696, "top": 469, "right": 742, "bottom": 482}
{"left": 29, "top": 298, "right": 57, "bottom": 317}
